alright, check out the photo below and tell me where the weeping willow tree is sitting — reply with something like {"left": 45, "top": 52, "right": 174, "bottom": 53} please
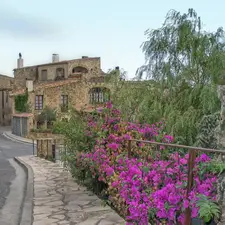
{"left": 112, "top": 9, "right": 225, "bottom": 146}
{"left": 137, "top": 8, "right": 225, "bottom": 84}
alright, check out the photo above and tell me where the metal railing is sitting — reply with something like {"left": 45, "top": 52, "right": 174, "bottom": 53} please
{"left": 127, "top": 139, "right": 225, "bottom": 225}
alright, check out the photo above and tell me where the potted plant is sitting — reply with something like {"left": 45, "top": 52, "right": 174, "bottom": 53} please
{"left": 192, "top": 195, "right": 221, "bottom": 225}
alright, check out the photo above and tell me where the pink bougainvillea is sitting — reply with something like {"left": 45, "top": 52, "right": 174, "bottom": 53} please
{"left": 75, "top": 102, "right": 217, "bottom": 225}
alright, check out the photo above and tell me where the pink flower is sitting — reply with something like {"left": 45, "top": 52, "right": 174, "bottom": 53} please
{"left": 107, "top": 143, "right": 119, "bottom": 150}
{"left": 183, "top": 199, "right": 189, "bottom": 209}
{"left": 106, "top": 101, "right": 113, "bottom": 109}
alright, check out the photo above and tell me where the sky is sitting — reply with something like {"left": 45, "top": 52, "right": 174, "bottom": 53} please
{"left": 0, "top": 0, "right": 224, "bottom": 78}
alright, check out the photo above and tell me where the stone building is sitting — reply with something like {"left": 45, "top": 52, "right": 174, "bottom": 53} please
{"left": 0, "top": 74, "right": 14, "bottom": 126}
{"left": 10, "top": 54, "right": 113, "bottom": 136}
{"left": 13, "top": 54, "right": 104, "bottom": 89}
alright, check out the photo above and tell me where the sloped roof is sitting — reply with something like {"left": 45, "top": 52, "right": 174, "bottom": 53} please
{"left": 13, "top": 57, "right": 101, "bottom": 70}
{"left": 0, "top": 74, "right": 14, "bottom": 79}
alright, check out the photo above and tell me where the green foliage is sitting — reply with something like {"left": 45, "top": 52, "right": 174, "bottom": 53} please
{"left": 105, "top": 68, "right": 127, "bottom": 82}
{"left": 52, "top": 109, "right": 95, "bottom": 159}
{"left": 137, "top": 8, "right": 225, "bottom": 84}
{"left": 15, "top": 91, "right": 29, "bottom": 112}
{"left": 196, "top": 195, "right": 221, "bottom": 223}
{"left": 201, "top": 160, "right": 225, "bottom": 175}
{"left": 37, "top": 107, "right": 56, "bottom": 123}
{"left": 30, "top": 128, "right": 52, "bottom": 133}
{"left": 109, "top": 8, "right": 223, "bottom": 146}
{"left": 111, "top": 79, "right": 220, "bottom": 146}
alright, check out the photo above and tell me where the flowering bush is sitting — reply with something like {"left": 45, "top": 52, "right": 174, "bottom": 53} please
{"left": 73, "top": 102, "right": 217, "bottom": 224}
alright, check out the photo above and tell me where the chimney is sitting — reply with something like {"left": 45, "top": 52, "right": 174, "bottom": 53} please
{"left": 26, "top": 79, "right": 33, "bottom": 92}
{"left": 17, "top": 53, "right": 23, "bottom": 68}
{"left": 52, "top": 54, "right": 59, "bottom": 63}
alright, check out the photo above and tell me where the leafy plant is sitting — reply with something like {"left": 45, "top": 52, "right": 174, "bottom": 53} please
{"left": 37, "top": 107, "right": 56, "bottom": 123}
{"left": 201, "top": 160, "right": 225, "bottom": 175}
{"left": 196, "top": 195, "right": 221, "bottom": 223}
{"left": 64, "top": 102, "right": 218, "bottom": 224}
{"left": 109, "top": 8, "right": 223, "bottom": 146}
{"left": 14, "top": 90, "right": 29, "bottom": 112}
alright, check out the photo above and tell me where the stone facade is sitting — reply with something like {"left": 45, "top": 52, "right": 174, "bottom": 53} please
{"left": 13, "top": 56, "right": 103, "bottom": 89}
{"left": 11, "top": 55, "right": 112, "bottom": 131}
{"left": 0, "top": 74, "right": 14, "bottom": 126}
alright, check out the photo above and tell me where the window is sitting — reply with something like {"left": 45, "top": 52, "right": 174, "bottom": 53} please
{"left": 55, "top": 68, "right": 65, "bottom": 81}
{"left": 72, "top": 66, "right": 88, "bottom": 74}
{"left": 35, "top": 95, "right": 43, "bottom": 110}
{"left": 61, "top": 95, "right": 68, "bottom": 112}
{"left": 89, "top": 88, "right": 110, "bottom": 104}
{"left": 41, "top": 70, "right": 47, "bottom": 81}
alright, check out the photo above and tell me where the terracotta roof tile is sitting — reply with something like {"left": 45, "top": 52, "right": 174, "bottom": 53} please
{"left": 13, "top": 113, "right": 33, "bottom": 117}
{"left": 11, "top": 88, "right": 26, "bottom": 96}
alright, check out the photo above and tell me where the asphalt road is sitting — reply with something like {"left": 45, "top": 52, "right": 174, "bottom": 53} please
{"left": 0, "top": 127, "right": 32, "bottom": 225}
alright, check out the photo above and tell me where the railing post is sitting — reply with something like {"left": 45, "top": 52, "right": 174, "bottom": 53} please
{"left": 184, "top": 149, "right": 196, "bottom": 225}
{"left": 52, "top": 141, "right": 56, "bottom": 160}
{"left": 37, "top": 140, "right": 39, "bottom": 157}
{"left": 128, "top": 140, "right": 131, "bottom": 158}
{"left": 41, "top": 139, "right": 43, "bottom": 157}
{"left": 47, "top": 139, "right": 49, "bottom": 158}
{"left": 32, "top": 139, "right": 34, "bottom": 155}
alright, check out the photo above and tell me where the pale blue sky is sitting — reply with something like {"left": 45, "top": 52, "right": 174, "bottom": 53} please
{"left": 0, "top": 0, "right": 224, "bottom": 78}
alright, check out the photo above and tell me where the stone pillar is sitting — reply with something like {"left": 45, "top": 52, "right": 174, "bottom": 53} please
{"left": 217, "top": 85, "right": 225, "bottom": 223}
{"left": 217, "top": 85, "right": 225, "bottom": 148}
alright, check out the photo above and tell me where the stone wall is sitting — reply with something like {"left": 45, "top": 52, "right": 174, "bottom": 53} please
{"left": 217, "top": 85, "right": 225, "bottom": 148}
{"left": 14, "top": 66, "right": 38, "bottom": 88}
{"left": 0, "top": 75, "right": 13, "bottom": 125}
{"left": 0, "top": 90, "right": 12, "bottom": 125}
{"left": 36, "top": 138, "right": 64, "bottom": 158}
{"left": 0, "top": 74, "right": 14, "bottom": 89}
{"left": 13, "top": 57, "right": 102, "bottom": 89}
{"left": 28, "top": 79, "right": 112, "bottom": 117}
{"left": 38, "top": 63, "right": 68, "bottom": 81}
{"left": 68, "top": 57, "right": 101, "bottom": 79}
{"left": 217, "top": 85, "right": 225, "bottom": 223}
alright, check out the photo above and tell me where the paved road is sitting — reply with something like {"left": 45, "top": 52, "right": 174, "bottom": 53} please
{"left": 0, "top": 127, "right": 32, "bottom": 225}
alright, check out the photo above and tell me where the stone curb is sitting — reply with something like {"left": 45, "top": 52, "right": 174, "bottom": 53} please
{"left": 3, "top": 132, "right": 36, "bottom": 145}
{"left": 14, "top": 157, "right": 34, "bottom": 225}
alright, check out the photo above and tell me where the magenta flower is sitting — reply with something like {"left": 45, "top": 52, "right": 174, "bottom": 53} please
{"left": 74, "top": 103, "right": 218, "bottom": 224}
{"left": 106, "top": 101, "right": 113, "bottom": 109}
{"left": 107, "top": 142, "right": 119, "bottom": 150}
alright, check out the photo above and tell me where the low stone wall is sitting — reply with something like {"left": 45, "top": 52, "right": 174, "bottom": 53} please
{"left": 35, "top": 137, "right": 64, "bottom": 160}
{"left": 28, "top": 132, "right": 64, "bottom": 140}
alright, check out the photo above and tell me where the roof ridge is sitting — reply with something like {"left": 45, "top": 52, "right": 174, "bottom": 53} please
{"left": 13, "top": 57, "right": 101, "bottom": 70}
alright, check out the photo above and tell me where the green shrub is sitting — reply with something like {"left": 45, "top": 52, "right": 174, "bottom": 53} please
{"left": 37, "top": 107, "right": 56, "bottom": 123}
{"left": 15, "top": 91, "right": 29, "bottom": 112}
{"left": 30, "top": 128, "right": 52, "bottom": 133}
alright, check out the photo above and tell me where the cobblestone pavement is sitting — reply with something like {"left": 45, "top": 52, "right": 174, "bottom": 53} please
{"left": 18, "top": 156, "right": 125, "bottom": 225}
